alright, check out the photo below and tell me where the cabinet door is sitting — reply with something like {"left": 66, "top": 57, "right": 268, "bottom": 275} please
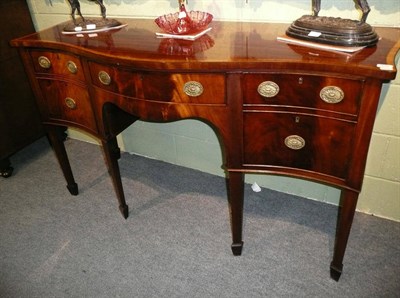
{"left": 243, "top": 112, "right": 356, "bottom": 179}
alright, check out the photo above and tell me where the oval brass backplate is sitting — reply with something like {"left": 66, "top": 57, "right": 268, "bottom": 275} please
{"left": 67, "top": 61, "right": 78, "bottom": 74}
{"left": 257, "top": 81, "right": 280, "bottom": 98}
{"left": 183, "top": 81, "right": 204, "bottom": 97}
{"left": 284, "top": 135, "right": 305, "bottom": 150}
{"left": 320, "top": 86, "right": 344, "bottom": 104}
{"left": 98, "top": 70, "right": 111, "bottom": 85}
{"left": 38, "top": 56, "right": 51, "bottom": 69}
{"left": 65, "top": 97, "right": 77, "bottom": 109}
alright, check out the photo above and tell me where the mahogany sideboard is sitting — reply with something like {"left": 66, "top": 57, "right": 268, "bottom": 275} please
{"left": 11, "top": 19, "right": 399, "bottom": 281}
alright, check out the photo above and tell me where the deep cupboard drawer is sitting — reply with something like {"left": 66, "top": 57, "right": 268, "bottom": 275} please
{"left": 37, "top": 79, "right": 97, "bottom": 132}
{"left": 30, "top": 50, "right": 85, "bottom": 81}
{"left": 243, "top": 112, "right": 356, "bottom": 178}
{"left": 88, "top": 62, "right": 226, "bottom": 104}
{"left": 243, "top": 74, "right": 364, "bottom": 115}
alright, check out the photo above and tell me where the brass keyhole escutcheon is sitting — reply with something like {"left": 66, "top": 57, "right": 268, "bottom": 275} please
{"left": 320, "top": 86, "right": 344, "bottom": 104}
{"left": 284, "top": 135, "right": 305, "bottom": 150}
{"left": 257, "top": 81, "right": 280, "bottom": 98}
{"left": 67, "top": 61, "right": 78, "bottom": 74}
{"left": 65, "top": 97, "right": 77, "bottom": 109}
{"left": 38, "top": 56, "right": 51, "bottom": 69}
{"left": 98, "top": 71, "right": 111, "bottom": 85}
{"left": 183, "top": 81, "right": 203, "bottom": 97}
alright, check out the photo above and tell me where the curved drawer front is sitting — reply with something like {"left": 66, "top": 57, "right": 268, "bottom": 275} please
{"left": 88, "top": 62, "right": 226, "bottom": 104}
{"left": 30, "top": 50, "right": 85, "bottom": 81}
{"left": 243, "top": 74, "right": 363, "bottom": 115}
{"left": 141, "top": 73, "right": 225, "bottom": 104}
{"left": 243, "top": 112, "right": 356, "bottom": 178}
{"left": 37, "top": 79, "right": 97, "bottom": 132}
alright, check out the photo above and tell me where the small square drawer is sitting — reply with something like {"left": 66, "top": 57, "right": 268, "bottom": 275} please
{"left": 30, "top": 50, "right": 85, "bottom": 81}
{"left": 243, "top": 111, "right": 356, "bottom": 178}
{"left": 88, "top": 62, "right": 141, "bottom": 97}
{"left": 37, "top": 79, "right": 97, "bottom": 132}
{"left": 88, "top": 62, "right": 226, "bottom": 104}
{"left": 243, "top": 73, "right": 364, "bottom": 115}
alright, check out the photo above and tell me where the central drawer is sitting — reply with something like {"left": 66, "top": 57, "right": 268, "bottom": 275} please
{"left": 243, "top": 111, "right": 356, "bottom": 178}
{"left": 88, "top": 62, "right": 226, "bottom": 104}
{"left": 243, "top": 73, "right": 364, "bottom": 116}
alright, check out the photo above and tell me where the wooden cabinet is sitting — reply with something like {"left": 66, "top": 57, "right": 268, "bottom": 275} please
{"left": 0, "top": 0, "right": 44, "bottom": 177}
{"left": 11, "top": 19, "right": 399, "bottom": 281}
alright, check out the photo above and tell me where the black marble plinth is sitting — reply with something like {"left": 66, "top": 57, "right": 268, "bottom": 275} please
{"left": 63, "top": 18, "right": 123, "bottom": 34}
{"left": 286, "top": 15, "right": 379, "bottom": 47}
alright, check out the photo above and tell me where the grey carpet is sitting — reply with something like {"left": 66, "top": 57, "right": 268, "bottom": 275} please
{"left": 0, "top": 137, "right": 399, "bottom": 297}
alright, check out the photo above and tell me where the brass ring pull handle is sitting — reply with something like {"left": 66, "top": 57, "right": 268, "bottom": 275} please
{"left": 284, "top": 135, "right": 305, "bottom": 150}
{"left": 38, "top": 56, "right": 51, "bottom": 69}
{"left": 98, "top": 70, "right": 111, "bottom": 85}
{"left": 67, "top": 61, "right": 78, "bottom": 74}
{"left": 257, "top": 81, "right": 279, "bottom": 98}
{"left": 183, "top": 81, "right": 204, "bottom": 97}
{"left": 65, "top": 97, "right": 77, "bottom": 109}
{"left": 320, "top": 86, "right": 344, "bottom": 104}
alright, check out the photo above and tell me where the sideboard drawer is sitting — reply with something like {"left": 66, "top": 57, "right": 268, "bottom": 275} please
{"left": 37, "top": 79, "right": 97, "bottom": 132}
{"left": 30, "top": 50, "right": 85, "bottom": 81}
{"left": 88, "top": 62, "right": 226, "bottom": 104}
{"left": 141, "top": 72, "right": 226, "bottom": 104}
{"left": 243, "top": 74, "right": 364, "bottom": 115}
{"left": 243, "top": 112, "right": 356, "bottom": 178}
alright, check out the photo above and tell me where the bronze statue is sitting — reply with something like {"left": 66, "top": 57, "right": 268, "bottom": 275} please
{"left": 67, "top": 0, "right": 106, "bottom": 24}
{"left": 59, "top": 0, "right": 123, "bottom": 33}
{"left": 312, "top": 0, "right": 370, "bottom": 23}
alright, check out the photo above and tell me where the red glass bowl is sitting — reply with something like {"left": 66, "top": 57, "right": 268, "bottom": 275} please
{"left": 155, "top": 11, "right": 213, "bottom": 35}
